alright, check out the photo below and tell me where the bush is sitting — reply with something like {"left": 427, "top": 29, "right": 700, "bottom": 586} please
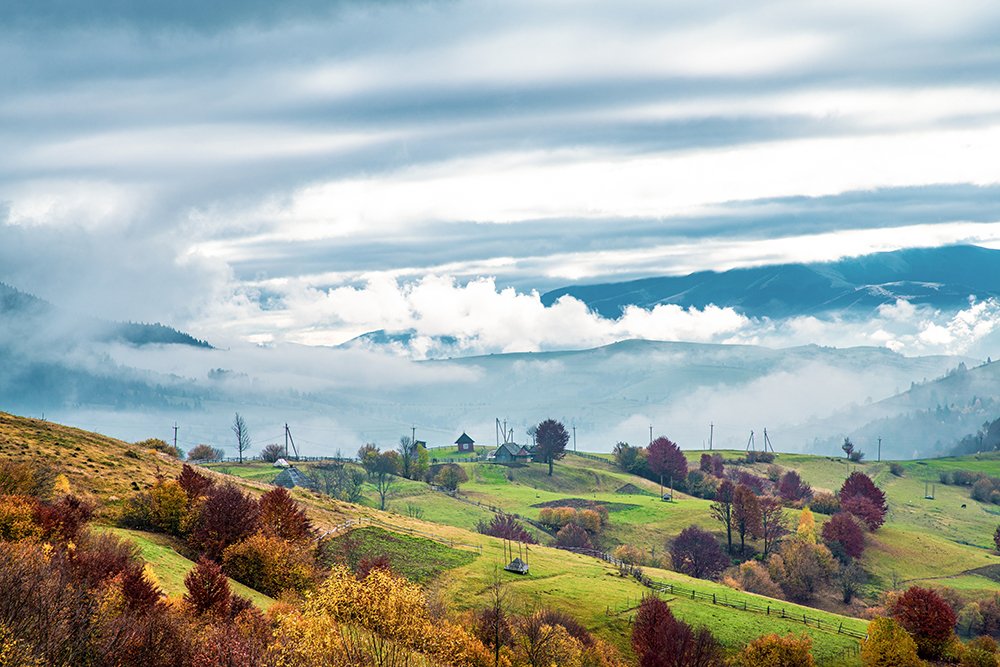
{"left": 889, "top": 463, "right": 905, "bottom": 477}
{"left": 732, "top": 633, "right": 813, "bottom": 667}
{"left": 767, "top": 540, "right": 836, "bottom": 603}
{"left": 187, "top": 444, "right": 224, "bottom": 462}
{"left": 176, "top": 464, "right": 214, "bottom": 500}
{"left": 134, "top": 438, "right": 182, "bottom": 458}
{"left": 961, "top": 636, "right": 1000, "bottom": 667}
{"left": 555, "top": 523, "right": 593, "bottom": 550}
{"left": 147, "top": 480, "right": 189, "bottom": 535}
{"left": 0, "top": 495, "right": 42, "bottom": 541}
{"left": 809, "top": 491, "right": 840, "bottom": 515}
{"left": 778, "top": 471, "right": 812, "bottom": 503}
{"left": 862, "top": 617, "right": 921, "bottom": 667}
{"left": 222, "top": 533, "right": 315, "bottom": 597}
{"left": 612, "top": 544, "right": 646, "bottom": 566}
{"left": 890, "top": 586, "right": 958, "bottom": 659}
{"left": 184, "top": 557, "right": 232, "bottom": 616}
{"left": 0, "top": 460, "right": 55, "bottom": 498}
{"left": 722, "top": 561, "right": 783, "bottom": 599}
{"left": 258, "top": 487, "right": 313, "bottom": 543}
{"left": 670, "top": 526, "right": 729, "bottom": 580}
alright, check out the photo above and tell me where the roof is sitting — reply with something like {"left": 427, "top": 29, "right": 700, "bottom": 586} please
{"left": 495, "top": 442, "right": 530, "bottom": 458}
{"left": 455, "top": 432, "right": 475, "bottom": 445}
{"left": 505, "top": 557, "right": 529, "bottom": 573}
{"left": 414, "top": 440, "right": 427, "bottom": 448}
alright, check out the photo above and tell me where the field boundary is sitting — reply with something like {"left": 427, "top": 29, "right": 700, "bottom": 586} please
{"left": 325, "top": 515, "right": 483, "bottom": 554}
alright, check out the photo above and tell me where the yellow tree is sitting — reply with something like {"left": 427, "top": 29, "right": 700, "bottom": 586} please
{"left": 797, "top": 507, "right": 817, "bottom": 543}
{"left": 733, "top": 633, "right": 814, "bottom": 666}
{"left": 861, "top": 617, "right": 920, "bottom": 667}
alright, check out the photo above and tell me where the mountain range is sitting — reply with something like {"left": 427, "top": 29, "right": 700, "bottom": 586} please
{"left": 540, "top": 245, "right": 1000, "bottom": 319}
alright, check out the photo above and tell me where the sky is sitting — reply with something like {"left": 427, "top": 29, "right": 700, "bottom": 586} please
{"left": 4, "top": 0, "right": 1000, "bottom": 357}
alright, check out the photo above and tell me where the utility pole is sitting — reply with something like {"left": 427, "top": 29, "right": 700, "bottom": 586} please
{"left": 173, "top": 422, "right": 178, "bottom": 452}
{"left": 572, "top": 425, "right": 577, "bottom": 451}
{"left": 412, "top": 425, "right": 416, "bottom": 445}
{"left": 649, "top": 424, "right": 653, "bottom": 446}
{"left": 877, "top": 437, "right": 882, "bottom": 462}
{"left": 285, "top": 423, "right": 289, "bottom": 459}
{"left": 709, "top": 423, "right": 714, "bottom": 451}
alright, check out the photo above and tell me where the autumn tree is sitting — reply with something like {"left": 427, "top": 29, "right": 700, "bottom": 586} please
{"left": 222, "top": 533, "right": 315, "bottom": 596}
{"left": 232, "top": 412, "right": 252, "bottom": 464}
{"left": 187, "top": 444, "right": 224, "bottom": 462}
{"left": 631, "top": 596, "right": 723, "bottom": 667}
{"left": 184, "top": 557, "right": 232, "bottom": 616}
{"left": 778, "top": 470, "right": 812, "bottom": 503}
{"left": 555, "top": 523, "right": 593, "bottom": 550}
{"left": 710, "top": 479, "right": 735, "bottom": 554}
{"left": 670, "top": 526, "right": 730, "bottom": 580}
{"left": 647, "top": 436, "right": 688, "bottom": 491}
{"left": 822, "top": 512, "right": 865, "bottom": 561}
{"left": 368, "top": 450, "right": 401, "bottom": 511}
{"left": 768, "top": 540, "right": 835, "bottom": 602}
{"left": 797, "top": 507, "right": 817, "bottom": 543}
{"left": 733, "top": 485, "right": 761, "bottom": 556}
{"left": 535, "top": 419, "right": 570, "bottom": 477}
{"left": 890, "top": 586, "right": 958, "bottom": 659}
{"left": 861, "top": 617, "right": 921, "bottom": 667}
{"left": 434, "top": 463, "right": 468, "bottom": 492}
{"left": 258, "top": 486, "right": 313, "bottom": 543}
{"left": 477, "top": 512, "right": 537, "bottom": 544}
{"left": 188, "top": 483, "right": 260, "bottom": 560}
{"left": 733, "top": 633, "right": 814, "bottom": 667}
{"left": 758, "top": 496, "right": 789, "bottom": 556}
{"left": 614, "top": 442, "right": 645, "bottom": 475}
{"left": 995, "top": 525, "right": 1000, "bottom": 553}
{"left": 177, "top": 464, "right": 214, "bottom": 500}
{"left": 840, "top": 471, "right": 888, "bottom": 530}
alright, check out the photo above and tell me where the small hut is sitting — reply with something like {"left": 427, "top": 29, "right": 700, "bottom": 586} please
{"left": 502, "top": 539, "right": 530, "bottom": 575}
{"left": 455, "top": 432, "right": 475, "bottom": 453}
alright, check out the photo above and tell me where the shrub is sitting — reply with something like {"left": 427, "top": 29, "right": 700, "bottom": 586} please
{"left": 962, "top": 636, "right": 1000, "bottom": 667}
{"left": 822, "top": 512, "right": 865, "bottom": 561}
{"left": 434, "top": 464, "right": 468, "bottom": 492}
{"left": 187, "top": 444, "right": 224, "bottom": 462}
{"left": 861, "top": 617, "right": 920, "bottom": 667}
{"left": 476, "top": 513, "right": 537, "bottom": 544}
{"left": 732, "top": 633, "right": 813, "bottom": 667}
{"left": 670, "top": 526, "right": 729, "bottom": 580}
{"left": 889, "top": 463, "right": 905, "bottom": 477}
{"left": 973, "top": 478, "right": 996, "bottom": 503}
{"left": 34, "top": 494, "right": 93, "bottom": 542}
{"left": 555, "top": 523, "right": 593, "bottom": 550}
{"left": 0, "top": 495, "right": 42, "bottom": 541}
{"left": 722, "top": 561, "right": 783, "bottom": 599}
{"left": 259, "top": 443, "right": 285, "bottom": 463}
{"left": 0, "top": 460, "right": 55, "bottom": 498}
{"left": 809, "top": 492, "right": 840, "bottom": 515}
{"left": 612, "top": 544, "right": 646, "bottom": 566}
{"left": 134, "top": 438, "right": 182, "bottom": 458}
{"left": 148, "top": 480, "right": 189, "bottom": 535}
{"left": 118, "top": 491, "right": 154, "bottom": 530}
{"left": 890, "top": 586, "right": 958, "bottom": 659}
{"left": 631, "top": 596, "right": 723, "bottom": 667}
{"left": 222, "top": 533, "right": 315, "bottom": 597}
{"left": 732, "top": 470, "right": 767, "bottom": 494}
{"left": 767, "top": 540, "right": 836, "bottom": 603}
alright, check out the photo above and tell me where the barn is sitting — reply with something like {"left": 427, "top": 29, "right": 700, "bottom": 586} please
{"left": 455, "top": 432, "right": 475, "bottom": 453}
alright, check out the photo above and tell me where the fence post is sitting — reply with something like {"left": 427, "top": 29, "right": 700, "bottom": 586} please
{"left": 712, "top": 594, "right": 716, "bottom": 604}
{"left": 767, "top": 605, "right": 770, "bottom": 615}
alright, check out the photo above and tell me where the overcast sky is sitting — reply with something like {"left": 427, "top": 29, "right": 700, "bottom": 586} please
{"left": 3, "top": 0, "right": 1000, "bottom": 354}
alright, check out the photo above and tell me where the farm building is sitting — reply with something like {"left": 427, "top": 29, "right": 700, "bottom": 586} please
{"left": 455, "top": 432, "right": 475, "bottom": 453}
{"left": 489, "top": 441, "right": 532, "bottom": 463}
{"left": 273, "top": 466, "right": 317, "bottom": 491}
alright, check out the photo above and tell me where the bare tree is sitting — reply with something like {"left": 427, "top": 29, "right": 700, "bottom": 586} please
{"left": 232, "top": 412, "right": 251, "bottom": 464}
{"left": 371, "top": 451, "right": 401, "bottom": 511}
{"left": 397, "top": 436, "right": 415, "bottom": 479}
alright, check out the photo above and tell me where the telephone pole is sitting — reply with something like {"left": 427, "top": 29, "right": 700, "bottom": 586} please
{"left": 173, "top": 422, "right": 178, "bottom": 452}
{"left": 284, "top": 423, "right": 289, "bottom": 459}
{"left": 572, "top": 425, "right": 577, "bottom": 451}
{"left": 649, "top": 424, "right": 653, "bottom": 445}
{"left": 412, "top": 425, "right": 416, "bottom": 445}
{"left": 878, "top": 437, "right": 882, "bottom": 462}
{"left": 709, "top": 423, "right": 714, "bottom": 451}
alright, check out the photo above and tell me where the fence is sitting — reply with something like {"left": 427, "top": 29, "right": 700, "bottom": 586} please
{"left": 558, "top": 546, "right": 868, "bottom": 641}
{"left": 567, "top": 451, "right": 610, "bottom": 463}
{"left": 443, "top": 489, "right": 556, "bottom": 537}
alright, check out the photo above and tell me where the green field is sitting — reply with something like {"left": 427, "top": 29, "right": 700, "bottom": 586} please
{"left": 324, "top": 526, "right": 477, "bottom": 582}
{"left": 97, "top": 526, "right": 275, "bottom": 609}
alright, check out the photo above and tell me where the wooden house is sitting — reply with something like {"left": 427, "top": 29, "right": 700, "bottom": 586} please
{"left": 455, "top": 432, "right": 475, "bottom": 453}
{"left": 490, "top": 441, "right": 532, "bottom": 464}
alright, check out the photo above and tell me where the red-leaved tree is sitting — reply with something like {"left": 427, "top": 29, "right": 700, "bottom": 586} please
{"left": 890, "top": 586, "right": 958, "bottom": 659}
{"left": 671, "top": 526, "right": 730, "bottom": 580}
{"left": 555, "top": 523, "right": 593, "bottom": 550}
{"left": 821, "top": 512, "right": 865, "bottom": 561}
{"left": 177, "top": 464, "right": 214, "bottom": 500}
{"left": 476, "top": 512, "right": 537, "bottom": 544}
{"left": 184, "top": 557, "right": 232, "bottom": 616}
{"left": 733, "top": 485, "right": 761, "bottom": 556}
{"left": 632, "top": 596, "right": 723, "bottom": 667}
{"left": 839, "top": 472, "right": 887, "bottom": 530}
{"left": 188, "top": 483, "right": 260, "bottom": 561}
{"left": 647, "top": 437, "right": 688, "bottom": 487}
{"left": 778, "top": 470, "right": 812, "bottom": 502}
{"left": 258, "top": 487, "right": 313, "bottom": 543}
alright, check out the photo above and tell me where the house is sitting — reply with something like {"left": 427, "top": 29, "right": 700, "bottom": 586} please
{"left": 489, "top": 441, "right": 532, "bottom": 464}
{"left": 455, "top": 432, "right": 475, "bottom": 453}
{"left": 273, "top": 466, "right": 317, "bottom": 491}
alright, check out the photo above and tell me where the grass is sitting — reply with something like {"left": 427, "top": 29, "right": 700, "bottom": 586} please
{"left": 324, "top": 526, "right": 476, "bottom": 582}
{"left": 97, "top": 526, "right": 274, "bottom": 610}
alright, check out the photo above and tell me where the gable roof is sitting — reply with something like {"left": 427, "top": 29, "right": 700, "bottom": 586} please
{"left": 496, "top": 441, "right": 530, "bottom": 458}
{"left": 455, "top": 432, "right": 474, "bottom": 445}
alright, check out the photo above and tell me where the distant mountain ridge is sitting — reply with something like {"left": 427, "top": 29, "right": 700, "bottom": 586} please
{"left": 0, "top": 281, "right": 211, "bottom": 348}
{"left": 540, "top": 245, "right": 1000, "bottom": 318}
